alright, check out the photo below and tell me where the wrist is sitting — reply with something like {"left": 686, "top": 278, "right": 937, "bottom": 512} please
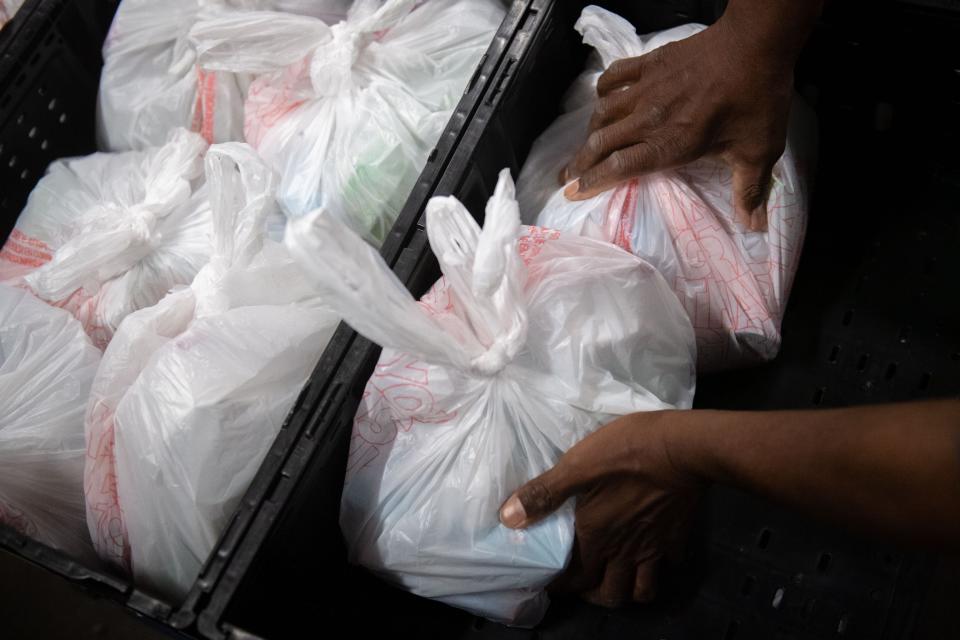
{"left": 659, "top": 409, "right": 739, "bottom": 486}
{"left": 714, "top": 0, "right": 822, "bottom": 75}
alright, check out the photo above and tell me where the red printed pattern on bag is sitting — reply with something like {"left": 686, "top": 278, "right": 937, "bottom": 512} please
{"left": 244, "top": 57, "right": 309, "bottom": 149}
{"left": 191, "top": 66, "right": 218, "bottom": 144}
{"left": 416, "top": 276, "right": 453, "bottom": 317}
{"left": 0, "top": 230, "right": 113, "bottom": 349}
{"left": 607, "top": 180, "right": 638, "bottom": 254}
{"left": 610, "top": 164, "right": 805, "bottom": 366}
{"left": 50, "top": 289, "right": 112, "bottom": 350}
{"left": 517, "top": 226, "right": 561, "bottom": 265}
{"left": 0, "top": 229, "right": 53, "bottom": 270}
{"left": 83, "top": 401, "right": 131, "bottom": 571}
{"left": 347, "top": 352, "right": 457, "bottom": 474}
{"left": 244, "top": 0, "right": 426, "bottom": 151}
{"left": 347, "top": 226, "right": 563, "bottom": 474}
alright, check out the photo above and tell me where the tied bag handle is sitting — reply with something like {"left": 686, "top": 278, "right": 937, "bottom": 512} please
{"left": 25, "top": 129, "right": 208, "bottom": 301}
{"left": 188, "top": 141, "right": 283, "bottom": 317}
{"left": 189, "top": 0, "right": 415, "bottom": 88}
{"left": 285, "top": 169, "right": 530, "bottom": 376}
{"left": 426, "top": 169, "right": 528, "bottom": 376}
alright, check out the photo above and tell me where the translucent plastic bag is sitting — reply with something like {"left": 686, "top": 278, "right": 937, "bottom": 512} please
{"left": 517, "top": 6, "right": 815, "bottom": 372}
{"left": 190, "top": 0, "right": 505, "bottom": 244}
{"left": 83, "top": 142, "right": 338, "bottom": 599}
{"left": 0, "top": 284, "right": 100, "bottom": 561}
{"left": 0, "top": 0, "right": 24, "bottom": 29}
{"left": 0, "top": 128, "right": 212, "bottom": 349}
{"left": 97, "top": 0, "right": 352, "bottom": 151}
{"left": 286, "top": 169, "right": 696, "bottom": 625}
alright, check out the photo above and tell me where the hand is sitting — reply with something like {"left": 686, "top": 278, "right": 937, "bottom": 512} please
{"left": 562, "top": 15, "right": 797, "bottom": 231}
{"left": 499, "top": 411, "right": 702, "bottom": 607}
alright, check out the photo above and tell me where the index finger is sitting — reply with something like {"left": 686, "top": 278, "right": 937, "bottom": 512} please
{"left": 597, "top": 56, "right": 645, "bottom": 96}
{"left": 565, "top": 140, "right": 670, "bottom": 201}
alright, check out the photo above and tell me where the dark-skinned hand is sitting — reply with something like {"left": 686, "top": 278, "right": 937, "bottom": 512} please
{"left": 561, "top": 14, "right": 797, "bottom": 231}
{"left": 499, "top": 412, "right": 701, "bottom": 607}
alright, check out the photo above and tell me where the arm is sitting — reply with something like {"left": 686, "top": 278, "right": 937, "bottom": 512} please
{"left": 564, "top": 0, "right": 826, "bottom": 229}
{"left": 672, "top": 400, "right": 960, "bottom": 546}
{"left": 500, "top": 400, "right": 960, "bottom": 606}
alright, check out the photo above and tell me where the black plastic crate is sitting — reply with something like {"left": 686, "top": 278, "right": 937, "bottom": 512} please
{"left": 0, "top": 0, "right": 113, "bottom": 237}
{"left": 192, "top": 1, "right": 960, "bottom": 639}
{"left": 0, "top": 0, "right": 527, "bottom": 636}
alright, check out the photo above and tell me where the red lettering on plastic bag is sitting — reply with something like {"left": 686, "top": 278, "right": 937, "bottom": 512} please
{"left": 84, "top": 402, "right": 131, "bottom": 571}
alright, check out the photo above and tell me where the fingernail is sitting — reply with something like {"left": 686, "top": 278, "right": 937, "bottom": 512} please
{"left": 563, "top": 179, "right": 580, "bottom": 200}
{"left": 500, "top": 495, "right": 526, "bottom": 528}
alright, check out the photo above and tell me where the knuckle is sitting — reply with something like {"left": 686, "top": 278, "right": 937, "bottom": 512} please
{"left": 594, "top": 97, "right": 611, "bottom": 118}
{"left": 664, "top": 130, "right": 694, "bottom": 159}
{"left": 520, "top": 480, "right": 556, "bottom": 515}
{"left": 644, "top": 46, "right": 666, "bottom": 69}
{"left": 607, "top": 57, "right": 635, "bottom": 79}
{"left": 586, "top": 130, "right": 606, "bottom": 155}
{"left": 739, "top": 182, "right": 768, "bottom": 209}
{"left": 608, "top": 149, "right": 630, "bottom": 175}
{"left": 644, "top": 103, "right": 667, "bottom": 126}
{"left": 643, "top": 139, "right": 670, "bottom": 165}
{"left": 588, "top": 111, "right": 605, "bottom": 132}
{"left": 606, "top": 58, "right": 626, "bottom": 78}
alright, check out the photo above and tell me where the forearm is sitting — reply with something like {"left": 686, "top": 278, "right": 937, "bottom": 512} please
{"left": 667, "top": 400, "right": 960, "bottom": 548}
{"left": 718, "top": 0, "right": 826, "bottom": 71}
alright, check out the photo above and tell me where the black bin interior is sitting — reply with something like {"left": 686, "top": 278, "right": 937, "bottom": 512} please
{"left": 212, "top": 0, "right": 960, "bottom": 639}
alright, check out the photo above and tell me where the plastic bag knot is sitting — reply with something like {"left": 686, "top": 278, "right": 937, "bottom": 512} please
{"left": 128, "top": 206, "right": 159, "bottom": 246}
{"left": 309, "top": 23, "right": 366, "bottom": 98}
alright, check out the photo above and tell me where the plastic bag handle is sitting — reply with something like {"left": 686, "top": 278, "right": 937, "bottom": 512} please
{"left": 574, "top": 6, "right": 643, "bottom": 69}
{"left": 188, "top": 142, "right": 278, "bottom": 316}
{"left": 25, "top": 129, "right": 208, "bottom": 301}
{"left": 308, "top": 0, "right": 417, "bottom": 96}
{"left": 203, "top": 142, "right": 276, "bottom": 267}
{"left": 285, "top": 210, "right": 473, "bottom": 368}
{"left": 190, "top": 10, "right": 332, "bottom": 74}
{"left": 287, "top": 169, "right": 530, "bottom": 376}
{"left": 426, "top": 169, "right": 528, "bottom": 375}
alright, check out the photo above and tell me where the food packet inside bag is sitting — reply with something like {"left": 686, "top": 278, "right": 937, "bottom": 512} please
{"left": 285, "top": 169, "right": 696, "bottom": 625}
{"left": 190, "top": 0, "right": 505, "bottom": 245}
{"left": 517, "top": 6, "right": 817, "bottom": 372}
{"left": 83, "top": 142, "right": 338, "bottom": 598}
{"left": 0, "top": 284, "right": 100, "bottom": 562}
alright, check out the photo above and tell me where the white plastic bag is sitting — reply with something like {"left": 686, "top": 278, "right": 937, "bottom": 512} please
{"left": 83, "top": 142, "right": 338, "bottom": 599}
{"left": 517, "top": 6, "right": 815, "bottom": 372}
{"left": 0, "top": 284, "right": 100, "bottom": 561}
{"left": 286, "top": 169, "right": 696, "bottom": 625}
{"left": 190, "top": 0, "right": 505, "bottom": 244}
{"left": 97, "top": 0, "right": 352, "bottom": 151}
{"left": 0, "top": 128, "right": 212, "bottom": 349}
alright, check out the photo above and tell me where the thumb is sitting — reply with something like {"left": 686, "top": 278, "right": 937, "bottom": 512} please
{"left": 499, "top": 463, "right": 582, "bottom": 529}
{"left": 731, "top": 159, "right": 775, "bottom": 232}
